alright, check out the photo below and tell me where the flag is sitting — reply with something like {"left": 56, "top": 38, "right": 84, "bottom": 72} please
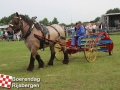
{"left": 0, "top": 74, "right": 12, "bottom": 88}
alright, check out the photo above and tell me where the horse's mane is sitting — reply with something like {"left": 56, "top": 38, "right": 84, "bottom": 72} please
{"left": 20, "top": 15, "right": 42, "bottom": 30}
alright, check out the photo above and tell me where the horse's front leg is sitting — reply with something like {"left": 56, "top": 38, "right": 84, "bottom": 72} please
{"left": 27, "top": 53, "right": 35, "bottom": 71}
{"left": 48, "top": 45, "right": 55, "bottom": 66}
{"left": 27, "top": 52, "right": 36, "bottom": 71}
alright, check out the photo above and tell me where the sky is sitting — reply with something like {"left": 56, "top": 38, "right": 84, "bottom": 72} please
{"left": 0, "top": 0, "right": 120, "bottom": 24}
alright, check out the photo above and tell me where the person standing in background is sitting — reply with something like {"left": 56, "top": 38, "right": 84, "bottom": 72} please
{"left": 88, "top": 23, "right": 93, "bottom": 33}
{"left": 67, "top": 27, "right": 71, "bottom": 37}
{"left": 99, "top": 23, "right": 104, "bottom": 32}
{"left": 13, "top": 31, "right": 17, "bottom": 41}
{"left": 0, "top": 29, "right": 3, "bottom": 40}
{"left": 71, "top": 26, "right": 75, "bottom": 38}
{"left": 4, "top": 30, "right": 9, "bottom": 42}
{"left": 96, "top": 23, "right": 99, "bottom": 33}
{"left": 16, "top": 30, "right": 22, "bottom": 41}
{"left": 92, "top": 23, "right": 96, "bottom": 33}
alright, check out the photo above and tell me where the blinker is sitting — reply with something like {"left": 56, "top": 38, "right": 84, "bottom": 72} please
{"left": 9, "top": 24, "right": 14, "bottom": 27}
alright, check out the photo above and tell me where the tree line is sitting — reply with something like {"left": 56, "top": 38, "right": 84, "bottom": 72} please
{"left": 0, "top": 8, "right": 120, "bottom": 26}
{"left": 0, "top": 13, "right": 59, "bottom": 26}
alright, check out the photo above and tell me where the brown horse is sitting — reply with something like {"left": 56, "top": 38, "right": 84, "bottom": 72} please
{"left": 8, "top": 12, "right": 69, "bottom": 71}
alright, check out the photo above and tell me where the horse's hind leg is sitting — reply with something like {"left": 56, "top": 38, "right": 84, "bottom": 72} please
{"left": 48, "top": 45, "right": 55, "bottom": 66}
{"left": 62, "top": 46, "right": 69, "bottom": 64}
{"left": 36, "top": 53, "right": 44, "bottom": 69}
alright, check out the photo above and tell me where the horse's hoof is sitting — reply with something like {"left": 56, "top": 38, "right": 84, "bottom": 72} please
{"left": 26, "top": 67, "right": 34, "bottom": 71}
{"left": 47, "top": 63, "right": 53, "bottom": 66}
{"left": 26, "top": 69, "right": 33, "bottom": 72}
{"left": 39, "top": 68, "right": 44, "bottom": 70}
{"left": 38, "top": 65, "right": 44, "bottom": 69}
{"left": 48, "top": 65, "right": 53, "bottom": 67}
{"left": 62, "top": 60, "right": 69, "bottom": 64}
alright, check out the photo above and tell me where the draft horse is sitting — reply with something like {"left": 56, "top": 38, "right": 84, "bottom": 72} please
{"left": 8, "top": 12, "right": 69, "bottom": 71}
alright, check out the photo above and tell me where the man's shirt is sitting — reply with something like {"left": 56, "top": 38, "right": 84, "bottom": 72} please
{"left": 76, "top": 26, "right": 85, "bottom": 37}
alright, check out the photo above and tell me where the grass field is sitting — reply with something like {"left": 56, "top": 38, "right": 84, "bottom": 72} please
{"left": 0, "top": 35, "right": 120, "bottom": 90}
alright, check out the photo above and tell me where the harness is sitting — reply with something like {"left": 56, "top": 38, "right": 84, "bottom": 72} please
{"left": 9, "top": 16, "right": 66, "bottom": 51}
{"left": 23, "top": 24, "right": 35, "bottom": 38}
{"left": 34, "top": 24, "right": 50, "bottom": 50}
{"left": 50, "top": 25, "right": 66, "bottom": 40}
{"left": 23, "top": 17, "right": 37, "bottom": 38}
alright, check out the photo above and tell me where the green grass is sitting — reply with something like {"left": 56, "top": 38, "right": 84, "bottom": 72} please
{"left": 0, "top": 35, "right": 120, "bottom": 90}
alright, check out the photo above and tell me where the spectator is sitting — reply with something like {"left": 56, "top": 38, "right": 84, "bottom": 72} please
{"left": 0, "top": 29, "right": 3, "bottom": 40}
{"left": 13, "top": 31, "right": 17, "bottom": 41}
{"left": 71, "top": 26, "right": 75, "bottom": 38}
{"left": 96, "top": 23, "right": 99, "bottom": 33}
{"left": 67, "top": 27, "right": 71, "bottom": 37}
{"left": 114, "top": 20, "right": 119, "bottom": 27}
{"left": 85, "top": 23, "right": 90, "bottom": 35}
{"left": 3, "top": 30, "right": 9, "bottom": 42}
{"left": 99, "top": 23, "right": 104, "bottom": 32}
{"left": 75, "top": 23, "right": 78, "bottom": 31}
{"left": 7, "top": 30, "right": 13, "bottom": 40}
{"left": 16, "top": 30, "right": 22, "bottom": 41}
{"left": 87, "top": 23, "right": 93, "bottom": 33}
{"left": 92, "top": 23, "right": 96, "bottom": 33}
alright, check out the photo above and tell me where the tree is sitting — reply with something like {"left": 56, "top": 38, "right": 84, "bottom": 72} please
{"left": 0, "top": 13, "right": 30, "bottom": 25}
{"left": 89, "top": 17, "right": 100, "bottom": 23}
{"left": 94, "top": 17, "right": 100, "bottom": 22}
{"left": 52, "top": 17, "right": 59, "bottom": 24}
{"left": 106, "top": 8, "right": 120, "bottom": 14}
{"left": 90, "top": 20, "right": 94, "bottom": 23}
{"left": 48, "top": 21, "right": 52, "bottom": 25}
{"left": 59, "top": 23, "right": 66, "bottom": 26}
{"left": 41, "top": 18, "right": 49, "bottom": 25}
{"left": 0, "top": 23, "right": 4, "bottom": 26}
{"left": 0, "top": 17, "right": 8, "bottom": 25}
{"left": 7, "top": 13, "right": 14, "bottom": 23}
{"left": 0, "top": 13, "right": 15, "bottom": 25}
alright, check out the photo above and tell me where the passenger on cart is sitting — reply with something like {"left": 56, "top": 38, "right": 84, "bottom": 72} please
{"left": 71, "top": 21, "right": 86, "bottom": 49}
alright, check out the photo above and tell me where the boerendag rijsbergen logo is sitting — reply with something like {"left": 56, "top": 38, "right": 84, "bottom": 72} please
{"left": 0, "top": 74, "right": 40, "bottom": 89}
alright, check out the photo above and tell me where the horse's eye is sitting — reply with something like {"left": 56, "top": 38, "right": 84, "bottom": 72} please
{"left": 15, "top": 20, "right": 19, "bottom": 25}
{"left": 13, "top": 19, "right": 19, "bottom": 25}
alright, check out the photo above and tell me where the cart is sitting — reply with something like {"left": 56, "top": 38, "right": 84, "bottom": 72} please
{"left": 55, "top": 32, "right": 114, "bottom": 62}
{"left": 35, "top": 32, "right": 114, "bottom": 62}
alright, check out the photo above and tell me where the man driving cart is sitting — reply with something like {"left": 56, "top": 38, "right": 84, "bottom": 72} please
{"left": 71, "top": 21, "right": 86, "bottom": 49}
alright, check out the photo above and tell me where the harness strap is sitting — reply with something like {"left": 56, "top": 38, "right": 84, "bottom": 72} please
{"left": 39, "top": 24, "right": 50, "bottom": 51}
{"left": 23, "top": 24, "right": 34, "bottom": 38}
{"left": 23, "top": 16, "right": 37, "bottom": 39}
{"left": 50, "top": 25, "right": 66, "bottom": 40}
{"left": 50, "top": 25, "right": 60, "bottom": 37}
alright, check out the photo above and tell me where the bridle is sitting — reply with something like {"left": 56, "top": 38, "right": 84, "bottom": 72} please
{"left": 9, "top": 17, "right": 28, "bottom": 33}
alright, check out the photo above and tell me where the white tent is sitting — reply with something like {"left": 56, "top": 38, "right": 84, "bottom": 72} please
{"left": 0, "top": 25, "right": 9, "bottom": 29}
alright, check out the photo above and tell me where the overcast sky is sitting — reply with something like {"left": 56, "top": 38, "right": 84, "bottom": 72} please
{"left": 0, "top": 0, "right": 120, "bottom": 24}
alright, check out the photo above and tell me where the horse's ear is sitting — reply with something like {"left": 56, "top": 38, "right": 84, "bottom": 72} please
{"left": 16, "top": 12, "right": 19, "bottom": 17}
